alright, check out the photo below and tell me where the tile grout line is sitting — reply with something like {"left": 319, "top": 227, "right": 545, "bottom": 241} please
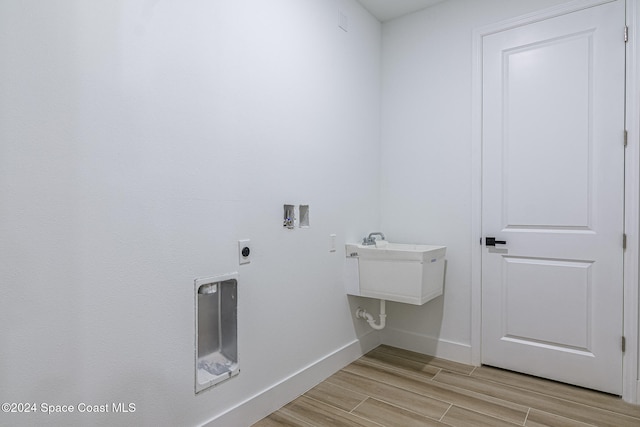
{"left": 347, "top": 396, "right": 387, "bottom": 427}
{"left": 433, "top": 371, "right": 640, "bottom": 425}
{"left": 301, "top": 392, "right": 367, "bottom": 416}
{"left": 431, "top": 368, "right": 443, "bottom": 382}
{"left": 344, "top": 364, "right": 497, "bottom": 423}
{"left": 261, "top": 347, "right": 640, "bottom": 427}
{"left": 364, "top": 350, "right": 477, "bottom": 378}
{"left": 300, "top": 394, "right": 384, "bottom": 427}
{"left": 438, "top": 403, "right": 454, "bottom": 422}
{"left": 419, "top": 371, "right": 536, "bottom": 424}
{"left": 374, "top": 346, "right": 475, "bottom": 372}
{"left": 459, "top": 371, "right": 640, "bottom": 421}
{"left": 523, "top": 407, "right": 530, "bottom": 426}
{"left": 440, "top": 401, "right": 531, "bottom": 426}
{"left": 348, "top": 396, "right": 370, "bottom": 414}
{"left": 362, "top": 395, "right": 450, "bottom": 423}
{"left": 276, "top": 405, "right": 320, "bottom": 427}
{"left": 349, "top": 412, "right": 386, "bottom": 427}
{"left": 470, "top": 367, "right": 635, "bottom": 410}
{"left": 528, "top": 409, "right": 601, "bottom": 427}
{"left": 356, "top": 356, "right": 442, "bottom": 381}
{"left": 345, "top": 363, "right": 532, "bottom": 424}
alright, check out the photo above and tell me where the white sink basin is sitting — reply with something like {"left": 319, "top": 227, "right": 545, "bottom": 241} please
{"left": 345, "top": 242, "right": 446, "bottom": 305}
{"left": 346, "top": 241, "right": 446, "bottom": 262}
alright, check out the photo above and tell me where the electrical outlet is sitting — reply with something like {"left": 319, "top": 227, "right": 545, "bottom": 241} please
{"left": 238, "top": 239, "right": 251, "bottom": 265}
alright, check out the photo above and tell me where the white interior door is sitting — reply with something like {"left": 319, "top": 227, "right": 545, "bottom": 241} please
{"left": 481, "top": 0, "right": 625, "bottom": 395}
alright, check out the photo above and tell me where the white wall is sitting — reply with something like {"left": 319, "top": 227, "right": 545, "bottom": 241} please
{"left": 0, "top": 1, "right": 381, "bottom": 426}
{"left": 379, "top": 0, "right": 577, "bottom": 362}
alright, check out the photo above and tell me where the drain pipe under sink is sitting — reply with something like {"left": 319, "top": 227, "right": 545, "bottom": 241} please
{"left": 356, "top": 299, "right": 386, "bottom": 330}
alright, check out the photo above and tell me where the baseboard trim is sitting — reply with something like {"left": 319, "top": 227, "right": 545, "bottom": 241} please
{"left": 356, "top": 328, "right": 382, "bottom": 354}
{"left": 380, "top": 327, "right": 472, "bottom": 365}
{"left": 201, "top": 332, "right": 379, "bottom": 427}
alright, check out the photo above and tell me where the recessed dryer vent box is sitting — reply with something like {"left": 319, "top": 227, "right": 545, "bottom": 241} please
{"left": 195, "top": 273, "right": 239, "bottom": 393}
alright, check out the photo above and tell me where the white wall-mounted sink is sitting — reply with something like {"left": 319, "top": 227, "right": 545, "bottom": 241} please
{"left": 344, "top": 242, "right": 446, "bottom": 305}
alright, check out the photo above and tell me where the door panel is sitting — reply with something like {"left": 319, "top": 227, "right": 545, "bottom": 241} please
{"left": 503, "top": 257, "right": 592, "bottom": 351}
{"left": 481, "top": 0, "right": 624, "bottom": 395}
{"left": 505, "top": 33, "right": 592, "bottom": 229}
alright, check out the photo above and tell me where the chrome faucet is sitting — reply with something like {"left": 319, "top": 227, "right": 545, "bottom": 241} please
{"left": 362, "top": 232, "right": 386, "bottom": 246}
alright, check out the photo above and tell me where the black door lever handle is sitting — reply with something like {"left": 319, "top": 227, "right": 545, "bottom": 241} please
{"left": 485, "top": 237, "right": 507, "bottom": 247}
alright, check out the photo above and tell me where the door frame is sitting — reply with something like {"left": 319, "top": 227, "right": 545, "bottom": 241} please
{"left": 470, "top": 0, "right": 640, "bottom": 403}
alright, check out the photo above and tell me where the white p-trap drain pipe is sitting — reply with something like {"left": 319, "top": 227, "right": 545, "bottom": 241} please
{"left": 355, "top": 299, "right": 386, "bottom": 330}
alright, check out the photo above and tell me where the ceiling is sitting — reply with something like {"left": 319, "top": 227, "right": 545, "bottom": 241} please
{"left": 356, "top": 0, "right": 448, "bottom": 22}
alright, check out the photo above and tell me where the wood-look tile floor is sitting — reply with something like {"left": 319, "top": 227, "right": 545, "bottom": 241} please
{"left": 252, "top": 345, "right": 640, "bottom": 427}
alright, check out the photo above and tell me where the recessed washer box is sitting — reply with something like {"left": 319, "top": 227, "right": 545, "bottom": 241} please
{"left": 195, "top": 273, "right": 239, "bottom": 393}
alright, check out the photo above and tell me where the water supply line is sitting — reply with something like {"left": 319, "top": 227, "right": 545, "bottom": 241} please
{"left": 355, "top": 299, "right": 386, "bottom": 330}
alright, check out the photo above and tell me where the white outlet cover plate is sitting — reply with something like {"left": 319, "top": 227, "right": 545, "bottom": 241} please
{"left": 238, "top": 239, "right": 251, "bottom": 265}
